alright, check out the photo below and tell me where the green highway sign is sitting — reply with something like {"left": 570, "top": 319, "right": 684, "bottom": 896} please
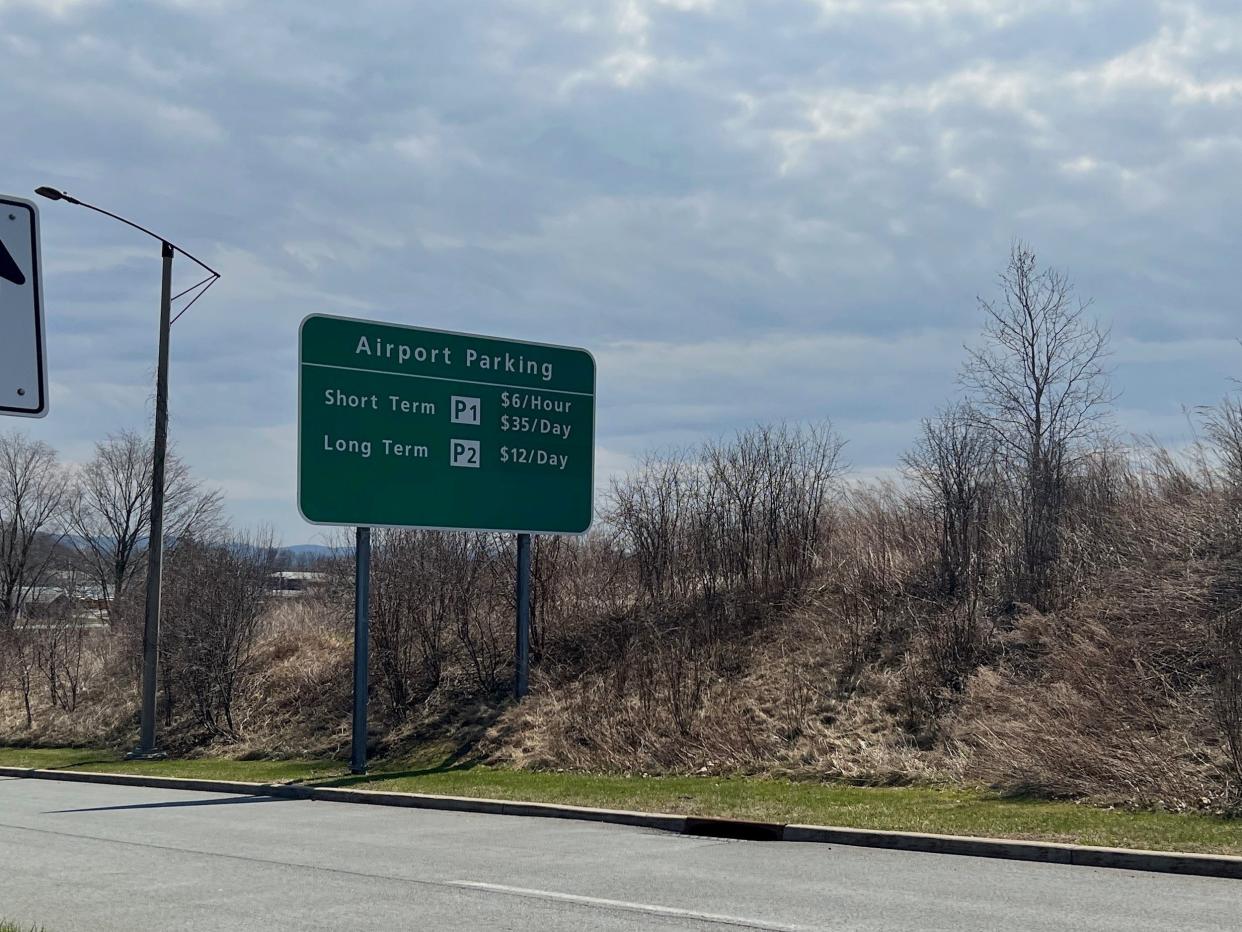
{"left": 298, "top": 314, "right": 596, "bottom": 534}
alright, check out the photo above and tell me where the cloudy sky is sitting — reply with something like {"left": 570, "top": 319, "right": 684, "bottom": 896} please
{"left": 2, "top": 0, "right": 1239, "bottom": 543}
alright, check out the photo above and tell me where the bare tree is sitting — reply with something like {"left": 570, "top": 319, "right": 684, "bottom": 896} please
{"left": 0, "top": 629, "right": 38, "bottom": 728}
{"left": 368, "top": 529, "right": 463, "bottom": 712}
{"left": 1204, "top": 394, "right": 1242, "bottom": 489}
{"left": 960, "top": 241, "right": 1113, "bottom": 607}
{"left": 0, "top": 431, "right": 70, "bottom": 624}
{"left": 702, "top": 423, "right": 842, "bottom": 595}
{"left": 161, "top": 529, "right": 280, "bottom": 737}
{"left": 67, "top": 431, "right": 224, "bottom": 611}
{"left": 609, "top": 451, "right": 695, "bottom": 602}
{"left": 610, "top": 423, "right": 844, "bottom": 608}
{"left": 902, "top": 403, "right": 997, "bottom": 602}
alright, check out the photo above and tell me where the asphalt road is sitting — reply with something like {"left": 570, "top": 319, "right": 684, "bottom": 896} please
{"left": 0, "top": 778, "right": 1237, "bottom": 931}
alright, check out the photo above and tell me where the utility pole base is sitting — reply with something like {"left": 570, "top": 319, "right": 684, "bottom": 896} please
{"left": 124, "top": 748, "right": 168, "bottom": 761}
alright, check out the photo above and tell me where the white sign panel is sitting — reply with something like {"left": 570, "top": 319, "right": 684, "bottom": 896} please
{"left": 0, "top": 195, "right": 47, "bottom": 417}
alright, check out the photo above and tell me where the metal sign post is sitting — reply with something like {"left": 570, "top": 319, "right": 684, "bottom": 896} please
{"left": 351, "top": 526, "right": 371, "bottom": 774}
{"left": 515, "top": 533, "right": 532, "bottom": 698}
{"left": 298, "top": 313, "right": 596, "bottom": 730}
{"left": 0, "top": 195, "right": 47, "bottom": 418}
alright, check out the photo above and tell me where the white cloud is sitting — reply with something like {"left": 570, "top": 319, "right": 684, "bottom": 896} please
{"left": 0, "top": 0, "right": 99, "bottom": 14}
{"left": 3, "top": 0, "right": 1239, "bottom": 541}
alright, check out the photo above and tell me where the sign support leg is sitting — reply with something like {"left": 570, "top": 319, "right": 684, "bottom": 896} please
{"left": 515, "top": 532, "right": 531, "bottom": 699}
{"left": 351, "top": 526, "right": 371, "bottom": 774}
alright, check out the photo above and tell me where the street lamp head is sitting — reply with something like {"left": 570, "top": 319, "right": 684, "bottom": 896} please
{"left": 30, "top": 186, "right": 218, "bottom": 289}
{"left": 34, "top": 186, "right": 80, "bottom": 205}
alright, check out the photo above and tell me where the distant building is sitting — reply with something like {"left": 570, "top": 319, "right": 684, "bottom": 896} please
{"left": 15, "top": 581, "right": 108, "bottom": 627}
{"left": 266, "top": 570, "right": 329, "bottom": 599}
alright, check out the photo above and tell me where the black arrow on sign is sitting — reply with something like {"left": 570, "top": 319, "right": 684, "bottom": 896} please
{"left": 0, "top": 237, "right": 26, "bottom": 286}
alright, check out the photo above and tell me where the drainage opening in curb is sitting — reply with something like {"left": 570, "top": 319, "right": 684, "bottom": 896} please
{"left": 682, "top": 817, "right": 785, "bottom": 842}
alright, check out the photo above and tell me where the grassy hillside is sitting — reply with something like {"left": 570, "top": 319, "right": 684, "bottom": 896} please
{"left": 4, "top": 251, "right": 1241, "bottom": 816}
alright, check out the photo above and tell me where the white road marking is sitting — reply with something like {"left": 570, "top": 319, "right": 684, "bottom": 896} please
{"left": 449, "top": 880, "right": 814, "bottom": 931}
{"left": 0, "top": 818, "right": 807, "bottom": 930}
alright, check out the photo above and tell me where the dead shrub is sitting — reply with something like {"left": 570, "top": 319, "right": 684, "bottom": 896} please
{"left": 1213, "top": 609, "right": 1242, "bottom": 799}
{"left": 160, "top": 533, "right": 279, "bottom": 739}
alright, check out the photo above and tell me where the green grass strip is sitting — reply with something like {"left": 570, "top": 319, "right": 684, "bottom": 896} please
{"left": 3, "top": 746, "right": 1240, "bottom": 857}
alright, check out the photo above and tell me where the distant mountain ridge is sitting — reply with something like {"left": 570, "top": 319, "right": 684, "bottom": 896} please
{"left": 282, "top": 544, "right": 346, "bottom": 557}
{"left": 55, "top": 535, "right": 346, "bottom": 565}
{"left": 279, "top": 544, "right": 348, "bottom": 566}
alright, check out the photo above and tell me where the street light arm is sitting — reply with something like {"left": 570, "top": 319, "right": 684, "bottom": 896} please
{"left": 32, "top": 185, "right": 211, "bottom": 758}
{"left": 34, "top": 187, "right": 221, "bottom": 280}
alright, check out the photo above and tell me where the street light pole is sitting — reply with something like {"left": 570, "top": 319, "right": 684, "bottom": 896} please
{"left": 136, "top": 240, "right": 174, "bottom": 756}
{"left": 35, "top": 187, "right": 219, "bottom": 759}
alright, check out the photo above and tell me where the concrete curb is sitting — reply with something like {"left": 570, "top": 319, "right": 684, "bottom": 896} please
{"left": 3, "top": 766, "right": 1240, "bottom": 880}
{"left": 0, "top": 766, "right": 687, "bottom": 833}
{"left": 782, "top": 825, "right": 1242, "bottom": 879}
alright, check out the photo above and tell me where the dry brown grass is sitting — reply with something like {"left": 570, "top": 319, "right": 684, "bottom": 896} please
{"left": 5, "top": 423, "right": 1242, "bottom": 814}
{"left": 948, "top": 452, "right": 1242, "bottom": 810}
{"left": 225, "top": 600, "right": 353, "bottom": 758}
